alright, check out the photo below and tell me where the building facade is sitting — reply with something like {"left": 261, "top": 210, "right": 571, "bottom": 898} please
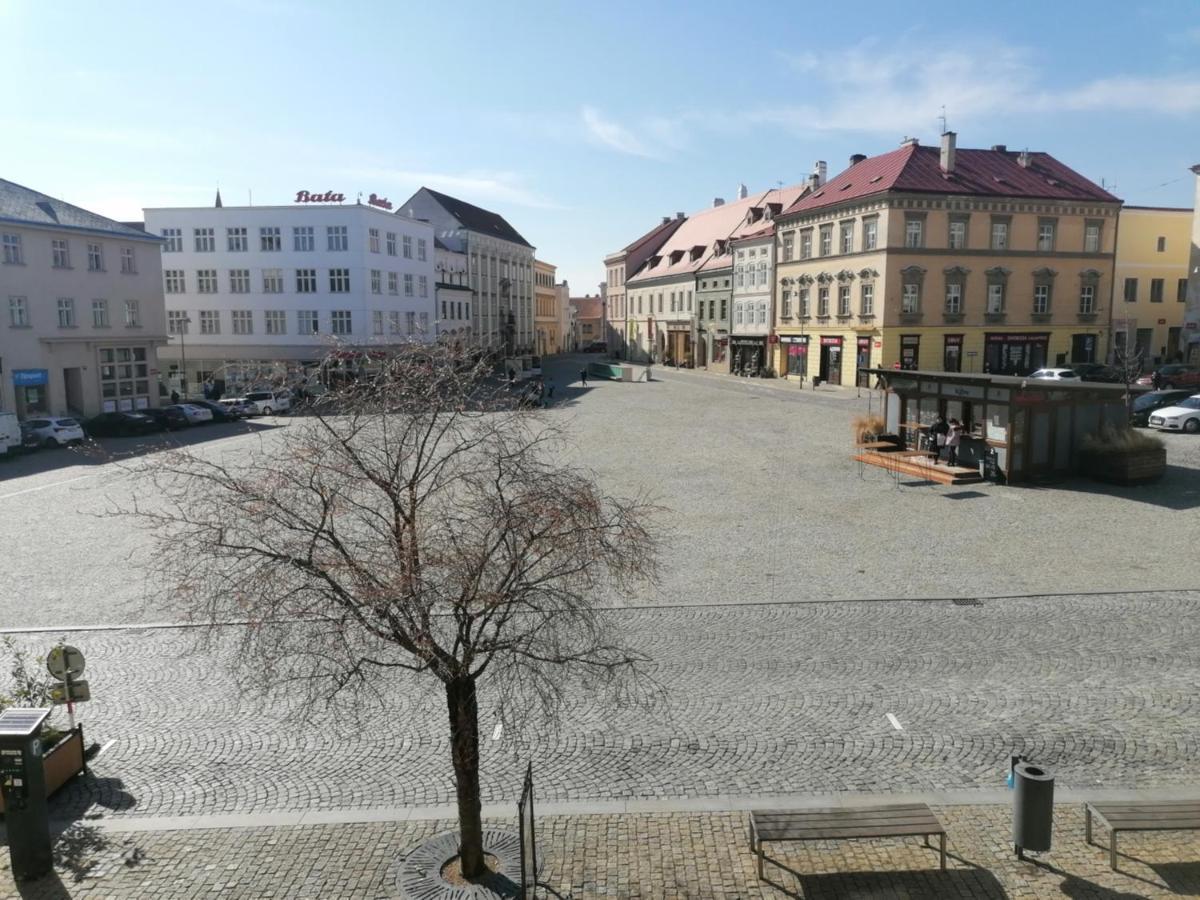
{"left": 604, "top": 216, "right": 686, "bottom": 360}
{"left": 1, "top": 179, "right": 167, "bottom": 417}
{"left": 399, "top": 188, "right": 535, "bottom": 357}
{"left": 143, "top": 202, "right": 436, "bottom": 393}
{"left": 695, "top": 263, "right": 731, "bottom": 371}
{"left": 1188, "top": 166, "right": 1200, "bottom": 362}
{"left": 1112, "top": 206, "right": 1192, "bottom": 365}
{"left": 773, "top": 135, "right": 1121, "bottom": 384}
{"left": 534, "top": 259, "right": 561, "bottom": 355}
{"left": 729, "top": 227, "right": 775, "bottom": 375}
{"left": 569, "top": 295, "right": 604, "bottom": 349}
{"left": 434, "top": 240, "right": 472, "bottom": 343}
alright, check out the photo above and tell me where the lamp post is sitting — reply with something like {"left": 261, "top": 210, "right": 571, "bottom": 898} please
{"left": 171, "top": 316, "right": 192, "bottom": 398}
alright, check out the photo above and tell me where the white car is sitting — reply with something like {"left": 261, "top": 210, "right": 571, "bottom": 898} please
{"left": 244, "top": 390, "right": 291, "bottom": 415}
{"left": 219, "top": 398, "right": 258, "bottom": 418}
{"left": 168, "top": 403, "right": 214, "bottom": 425}
{"left": 0, "top": 411, "right": 21, "bottom": 455}
{"left": 1029, "top": 368, "right": 1081, "bottom": 381}
{"left": 1148, "top": 394, "right": 1200, "bottom": 433}
{"left": 22, "top": 416, "right": 85, "bottom": 447}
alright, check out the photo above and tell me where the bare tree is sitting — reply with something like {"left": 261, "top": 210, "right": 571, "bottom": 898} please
{"left": 1114, "top": 334, "right": 1144, "bottom": 419}
{"left": 124, "top": 346, "right": 659, "bottom": 879}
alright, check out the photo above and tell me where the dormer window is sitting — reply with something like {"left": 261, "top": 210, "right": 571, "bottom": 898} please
{"left": 669, "top": 249, "right": 684, "bottom": 264}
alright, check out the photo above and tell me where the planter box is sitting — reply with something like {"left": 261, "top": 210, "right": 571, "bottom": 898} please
{"left": 0, "top": 726, "right": 86, "bottom": 814}
{"left": 1079, "top": 448, "right": 1166, "bottom": 485}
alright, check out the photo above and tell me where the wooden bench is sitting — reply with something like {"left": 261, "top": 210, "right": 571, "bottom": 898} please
{"left": 1086, "top": 800, "right": 1200, "bottom": 870}
{"left": 748, "top": 804, "right": 947, "bottom": 880}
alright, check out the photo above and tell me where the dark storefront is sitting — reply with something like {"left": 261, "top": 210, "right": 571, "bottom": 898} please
{"left": 1070, "top": 333, "right": 1098, "bottom": 364}
{"left": 984, "top": 333, "right": 1049, "bottom": 376}
{"left": 818, "top": 336, "right": 843, "bottom": 385}
{"left": 730, "top": 335, "right": 767, "bottom": 376}
{"left": 855, "top": 336, "right": 872, "bottom": 386}
{"left": 943, "top": 334, "right": 963, "bottom": 372}
{"left": 782, "top": 335, "right": 808, "bottom": 377}
{"left": 900, "top": 334, "right": 920, "bottom": 370}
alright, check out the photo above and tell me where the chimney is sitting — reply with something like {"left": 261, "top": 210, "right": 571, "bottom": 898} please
{"left": 939, "top": 131, "right": 957, "bottom": 173}
{"left": 850, "top": 153, "right": 867, "bottom": 167}
{"left": 900, "top": 136, "right": 919, "bottom": 147}
{"left": 807, "top": 174, "right": 820, "bottom": 191}
{"left": 1018, "top": 150, "right": 1032, "bottom": 168}
{"left": 713, "top": 197, "right": 725, "bottom": 207}
{"left": 661, "top": 216, "right": 671, "bottom": 225}
{"left": 737, "top": 183, "right": 748, "bottom": 200}
{"left": 676, "top": 211, "right": 685, "bottom": 220}
{"left": 812, "top": 160, "right": 827, "bottom": 187}
{"left": 991, "top": 144, "right": 1007, "bottom": 153}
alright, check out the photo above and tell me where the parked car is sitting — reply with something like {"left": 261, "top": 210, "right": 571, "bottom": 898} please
{"left": 84, "top": 411, "right": 162, "bottom": 437}
{"left": 18, "top": 421, "right": 42, "bottom": 452}
{"left": 583, "top": 341, "right": 607, "bottom": 353}
{"left": 1130, "top": 389, "right": 1194, "bottom": 427}
{"left": 22, "top": 416, "right": 85, "bottom": 447}
{"left": 184, "top": 399, "right": 240, "bottom": 422}
{"left": 1137, "top": 364, "right": 1200, "bottom": 389}
{"left": 1029, "top": 368, "right": 1081, "bottom": 381}
{"left": 219, "top": 398, "right": 258, "bottom": 418}
{"left": 168, "top": 403, "right": 214, "bottom": 425}
{"left": 243, "top": 390, "right": 291, "bottom": 415}
{"left": 142, "top": 406, "right": 191, "bottom": 430}
{"left": 1148, "top": 394, "right": 1200, "bottom": 433}
{"left": 1068, "top": 362, "right": 1122, "bottom": 383}
{"left": 0, "top": 411, "right": 21, "bottom": 456}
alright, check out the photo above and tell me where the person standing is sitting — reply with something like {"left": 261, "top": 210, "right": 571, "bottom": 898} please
{"left": 945, "top": 418, "right": 963, "bottom": 466}
{"left": 544, "top": 377, "right": 555, "bottom": 405}
{"left": 170, "top": 389, "right": 180, "bottom": 405}
{"left": 929, "top": 414, "right": 949, "bottom": 461}
{"left": 580, "top": 368, "right": 588, "bottom": 387}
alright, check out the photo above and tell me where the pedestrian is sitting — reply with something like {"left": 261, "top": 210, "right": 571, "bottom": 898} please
{"left": 545, "top": 378, "right": 555, "bottom": 404}
{"left": 945, "top": 418, "right": 963, "bottom": 466}
{"left": 170, "top": 389, "right": 180, "bottom": 405}
{"left": 1151, "top": 369, "right": 1162, "bottom": 390}
{"left": 929, "top": 414, "right": 949, "bottom": 461}
{"left": 507, "top": 367, "right": 516, "bottom": 385}
{"left": 580, "top": 368, "right": 588, "bottom": 387}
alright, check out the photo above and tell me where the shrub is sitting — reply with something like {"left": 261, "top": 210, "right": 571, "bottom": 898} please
{"left": 852, "top": 414, "right": 886, "bottom": 444}
{"left": 1080, "top": 425, "right": 1165, "bottom": 457}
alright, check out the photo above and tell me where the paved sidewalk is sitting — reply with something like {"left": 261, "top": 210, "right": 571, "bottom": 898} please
{"left": 3, "top": 803, "right": 1198, "bottom": 898}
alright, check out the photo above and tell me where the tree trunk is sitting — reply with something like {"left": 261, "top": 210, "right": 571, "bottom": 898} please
{"left": 446, "top": 677, "right": 486, "bottom": 878}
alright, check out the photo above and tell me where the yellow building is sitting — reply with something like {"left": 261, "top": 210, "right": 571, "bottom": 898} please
{"left": 1112, "top": 206, "right": 1192, "bottom": 364}
{"left": 534, "top": 259, "right": 561, "bottom": 355}
{"left": 773, "top": 135, "right": 1121, "bottom": 384}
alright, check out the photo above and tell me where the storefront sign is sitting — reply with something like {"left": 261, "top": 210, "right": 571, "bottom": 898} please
{"left": 1158, "top": 318, "right": 1166, "bottom": 325}
{"left": 12, "top": 369, "right": 48, "bottom": 386}
{"left": 779, "top": 335, "right": 809, "bottom": 344}
{"left": 901, "top": 335, "right": 921, "bottom": 346}
{"left": 857, "top": 337, "right": 871, "bottom": 349}
{"left": 985, "top": 333, "right": 1049, "bottom": 344}
{"left": 874, "top": 341, "right": 882, "bottom": 348}
{"left": 367, "top": 193, "right": 393, "bottom": 210}
{"left": 944, "top": 335, "right": 963, "bottom": 346}
{"left": 943, "top": 384, "right": 985, "bottom": 399}
{"left": 295, "top": 190, "right": 346, "bottom": 203}
{"left": 820, "top": 336, "right": 842, "bottom": 346}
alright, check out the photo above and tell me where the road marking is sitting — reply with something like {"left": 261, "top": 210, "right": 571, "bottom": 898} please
{"left": 886, "top": 713, "right": 904, "bottom": 731}
{"left": 491, "top": 722, "right": 503, "bottom": 742}
{"left": 0, "top": 473, "right": 99, "bottom": 500}
{"left": 93, "top": 740, "right": 115, "bottom": 760}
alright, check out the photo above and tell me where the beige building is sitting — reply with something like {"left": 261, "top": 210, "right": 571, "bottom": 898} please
{"left": 773, "top": 135, "right": 1121, "bottom": 384}
{"left": 1113, "top": 206, "right": 1192, "bottom": 364}
{"left": 534, "top": 259, "right": 561, "bottom": 355}
{"left": 604, "top": 216, "right": 686, "bottom": 359}
{"left": 569, "top": 295, "right": 604, "bottom": 350}
{"left": 0, "top": 178, "right": 167, "bottom": 417}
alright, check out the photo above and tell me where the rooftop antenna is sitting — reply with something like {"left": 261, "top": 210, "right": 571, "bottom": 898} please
{"left": 938, "top": 105, "right": 948, "bottom": 134}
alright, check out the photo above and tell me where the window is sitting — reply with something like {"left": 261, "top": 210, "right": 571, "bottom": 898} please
{"left": 1157, "top": 236, "right": 1166, "bottom": 253}
{"left": 1150, "top": 278, "right": 1164, "bottom": 303}
{"left": 167, "top": 310, "right": 189, "bottom": 334}
{"left": 229, "top": 269, "right": 250, "bottom": 293}
{"left": 817, "top": 286, "right": 830, "bottom": 317}
{"left": 735, "top": 268, "right": 744, "bottom": 288}
{"left": 327, "top": 225, "right": 348, "bottom": 251}
{"left": 1084, "top": 221, "right": 1102, "bottom": 253}
{"left": 1033, "top": 283, "right": 1050, "bottom": 315}
{"left": 406, "top": 311, "right": 416, "bottom": 334}
{"left": 404, "top": 273, "right": 414, "bottom": 296}
{"left": 372, "top": 310, "right": 384, "bottom": 335}
{"left": 232, "top": 310, "right": 253, "bottom": 334}
{"left": 227, "top": 227, "right": 248, "bottom": 252}
{"left": 9, "top": 295, "right": 28, "bottom": 327}
{"left": 194, "top": 228, "right": 215, "bottom": 252}
{"left": 371, "top": 269, "right": 382, "bottom": 294}
{"left": 265, "top": 310, "right": 286, "bottom": 335}
{"left": 293, "top": 226, "right": 314, "bottom": 251}
{"left": 92, "top": 298, "right": 109, "bottom": 327}
{"left": 403, "top": 235, "right": 413, "bottom": 258}
{"left": 389, "top": 311, "right": 401, "bottom": 334}
{"left": 199, "top": 310, "right": 220, "bottom": 334}
{"left": 800, "top": 230, "right": 813, "bottom": 259}
{"left": 197, "top": 269, "right": 218, "bottom": 293}
{"left": 757, "top": 301, "right": 767, "bottom": 324}
{"left": 782, "top": 233, "right": 794, "bottom": 261}
{"left": 990, "top": 219, "right": 1009, "bottom": 250}
{"left": 948, "top": 218, "right": 967, "bottom": 250}
{"left": 162, "top": 228, "right": 182, "bottom": 252}
{"left": 1, "top": 233, "right": 22, "bottom": 264}
{"left": 1123, "top": 277, "right": 1138, "bottom": 303}
{"left": 386, "top": 232, "right": 397, "bottom": 255}
{"left": 262, "top": 268, "right": 283, "bottom": 293}
{"left": 719, "top": 297, "right": 727, "bottom": 319}
{"left": 860, "top": 282, "right": 874, "bottom": 316}
{"left": 120, "top": 247, "right": 136, "bottom": 273}
{"left": 57, "top": 298, "right": 76, "bottom": 327}
{"left": 369, "top": 228, "right": 380, "bottom": 253}
{"left": 781, "top": 290, "right": 792, "bottom": 317}
{"left": 329, "top": 268, "right": 350, "bottom": 292}
{"left": 1037, "top": 219, "right": 1056, "bottom": 252}
{"left": 419, "top": 275, "right": 428, "bottom": 297}
{"left": 124, "top": 299, "right": 140, "bottom": 327}
{"left": 902, "top": 283, "right": 920, "bottom": 314}
{"left": 296, "top": 269, "right": 317, "bottom": 293}
{"left": 417, "top": 238, "right": 427, "bottom": 261}
{"left": 863, "top": 218, "right": 878, "bottom": 250}
{"left": 331, "top": 310, "right": 352, "bottom": 335}
{"left": 799, "top": 288, "right": 810, "bottom": 317}
{"left": 52, "top": 239, "right": 71, "bottom": 268}
{"left": 419, "top": 311, "right": 429, "bottom": 333}
{"left": 87, "top": 243, "right": 104, "bottom": 271}
{"left": 388, "top": 272, "right": 398, "bottom": 294}
{"left": 838, "top": 284, "right": 851, "bottom": 316}
{"left": 1079, "top": 284, "right": 1096, "bottom": 315}
{"left": 298, "top": 310, "right": 318, "bottom": 334}
{"left": 987, "top": 283, "right": 1005, "bottom": 314}
{"left": 734, "top": 302, "right": 744, "bottom": 325}
{"left": 164, "top": 269, "right": 185, "bottom": 293}
{"left": 945, "top": 283, "right": 962, "bottom": 314}
{"left": 905, "top": 217, "right": 923, "bottom": 248}
{"left": 260, "top": 226, "right": 282, "bottom": 251}
{"left": 1179, "top": 278, "right": 1189, "bottom": 302}
{"left": 819, "top": 225, "right": 833, "bottom": 256}
{"left": 840, "top": 222, "right": 854, "bottom": 254}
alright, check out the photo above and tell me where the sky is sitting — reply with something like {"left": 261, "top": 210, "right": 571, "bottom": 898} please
{"left": 4, "top": 0, "right": 1200, "bottom": 292}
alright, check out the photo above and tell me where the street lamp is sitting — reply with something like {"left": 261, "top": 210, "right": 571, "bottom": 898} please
{"left": 170, "top": 315, "right": 192, "bottom": 398}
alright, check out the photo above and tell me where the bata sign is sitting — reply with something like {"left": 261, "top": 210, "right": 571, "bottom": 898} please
{"left": 295, "top": 190, "right": 345, "bottom": 203}
{"left": 367, "top": 193, "right": 393, "bottom": 210}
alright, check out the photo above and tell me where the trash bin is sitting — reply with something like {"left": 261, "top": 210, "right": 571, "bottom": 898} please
{"left": 1012, "top": 759, "right": 1054, "bottom": 857}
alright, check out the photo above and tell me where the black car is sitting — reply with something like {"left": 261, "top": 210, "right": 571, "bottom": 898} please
{"left": 1068, "top": 362, "right": 1122, "bottom": 383}
{"left": 142, "top": 407, "right": 191, "bottom": 430}
{"left": 1130, "top": 389, "right": 1194, "bottom": 427}
{"left": 183, "top": 399, "right": 240, "bottom": 422}
{"left": 83, "top": 411, "right": 162, "bottom": 437}
{"left": 17, "top": 422, "right": 41, "bottom": 451}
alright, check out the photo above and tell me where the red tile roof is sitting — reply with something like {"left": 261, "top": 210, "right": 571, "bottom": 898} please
{"left": 783, "top": 143, "right": 1120, "bottom": 216}
{"left": 570, "top": 296, "right": 604, "bottom": 320}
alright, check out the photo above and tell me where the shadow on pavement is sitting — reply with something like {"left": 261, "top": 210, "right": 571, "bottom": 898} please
{"left": 1148, "top": 861, "right": 1200, "bottom": 893}
{"left": 782, "top": 867, "right": 1008, "bottom": 898}
{"left": 1018, "top": 464, "right": 1200, "bottom": 511}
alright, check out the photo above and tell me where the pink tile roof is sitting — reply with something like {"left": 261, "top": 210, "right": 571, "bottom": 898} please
{"left": 783, "top": 143, "right": 1120, "bottom": 216}
{"left": 621, "top": 216, "right": 685, "bottom": 254}
{"left": 570, "top": 296, "right": 604, "bottom": 320}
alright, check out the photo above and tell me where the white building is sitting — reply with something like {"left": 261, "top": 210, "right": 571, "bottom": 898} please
{"left": 0, "top": 178, "right": 167, "bottom": 417}
{"left": 434, "top": 240, "right": 472, "bottom": 342}
{"left": 143, "top": 201, "right": 436, "bottom": 392}
{"left": 729, "top": 224, "right": 775, "bottom": 375}
{"left": 399, "top": 188, "right": 535, "bottom": 356}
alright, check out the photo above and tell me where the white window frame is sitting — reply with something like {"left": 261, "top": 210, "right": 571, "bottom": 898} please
{"left": 199, "top": 310, "right": 220, "bottom": 334}
{"left": 945, "top": 282, "right": 962, "bottom": 314}
{"left": 403, "top": 235, "right": 413, "bottom": 258}
{"left": 260, "top": 226, "right": 282, "bottom": 252}
{"left": 124, "top": 299, "right": 140, "bottom": 327}
{"left": 860, "top": 282, "right": 874, "bottom": 316}
{"left": 167, "top": 310, "right": 189, "bottom": 334}
{"left": 92, "top": 298, "right": 109, "bottom": 327}
{"left": 417, "top": 238, "right": 427, "bottom": 261}
{"left": 232, "top": 310, "right": 253, "bottom": 334}
{"left": 296, "top": 269, "right": 317, "bottom": 293}
{"left": 52, "top": 239, "right": 71, "bottom": 268}
{"left": 164, "top": 269, "right": 185, "bottom": 293}
{"left": 388, "top": 272, "right": 398, "bottom": 295}
{"left": 293, "top": 226, "right": 315, "bottom": 251}
{"left": 370, "top": 269, "right": 381, "bottom": 294}
{"left": 369, "top": 228, "right": 380, "bottom": 253}
{"left": 265, "top": 310, "right": 286, "bottom": 335}
{"left": 262, "top": 269, "right": 283, "bottom": 293}
{"left": 227, "top": 227, "right": 248, "bottom": 252}
{"left": 386, "top": 232, "right": 397, "bottom": 256}
{"left": 8, "top": 295, "right": 29, "bottom": 327}
{"left": 327, "top": 225, "right": 348, "bottom": 252}
{"left": 57, "top": 297, "right": 76, "bottom": 327}
{"left": 404, "top": 273, "right": 414, "bottom": 297}
{"left": 901, "top": 283, "right": 920, "bottom": 314}
{"left": 331, "top": 310, "right": 352, "bottom": 335}
{"left": 194, "top": 228, "right": 215, "bottom": 252}
{"left": 162, "top": 228, "right": 182, "bottom": 252}
{"left": 329, "top": 268, "right": 350, "bottom": 293}
{"left": 229, "top": 269, "right": 251, "bottom": 293}
{"left": 298, "top": 310, "right": 319, "bottom": 334}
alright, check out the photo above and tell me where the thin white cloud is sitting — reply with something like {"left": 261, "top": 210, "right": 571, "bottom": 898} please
{"left": 340, "top": 167, "right": 563, "bottom": 210}
{"left": 581, "top": 106, "right": 659, "bottom": 158}
{"left": 1038, "top": 75, "right": 1200, "bottom": 114}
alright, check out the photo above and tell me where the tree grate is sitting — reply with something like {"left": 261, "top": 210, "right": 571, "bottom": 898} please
{"left": 952, "top": 598, "right": 984, "bottom": 607}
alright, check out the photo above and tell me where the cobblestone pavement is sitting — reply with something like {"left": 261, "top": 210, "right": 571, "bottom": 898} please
{"left": 2, "top": 590, "right": 1197, "bottom": 820}
{"left": 4, "top": 804, "right": 1199, "bottom": 898}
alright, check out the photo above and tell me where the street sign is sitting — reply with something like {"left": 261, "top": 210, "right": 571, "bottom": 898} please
{"left": 46, "top": 645, "right": 85, "bottom": 681}
{"left": 966, "top": 351, "right": 979, "bottom": 357}
{"left": 48, "top": 681, "right": 90, "bottom": 705}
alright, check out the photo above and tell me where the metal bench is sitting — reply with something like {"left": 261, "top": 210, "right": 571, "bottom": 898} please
{"left": 1086, "top": 800, "right": 1200, "bottom": 870}
{"left": 748, "top": 804, "right": 947, "bottom": 880}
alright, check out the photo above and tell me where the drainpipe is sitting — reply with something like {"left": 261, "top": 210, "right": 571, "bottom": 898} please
{"left": 1105, "top": 206, "right": 1121, "bottom": 364}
